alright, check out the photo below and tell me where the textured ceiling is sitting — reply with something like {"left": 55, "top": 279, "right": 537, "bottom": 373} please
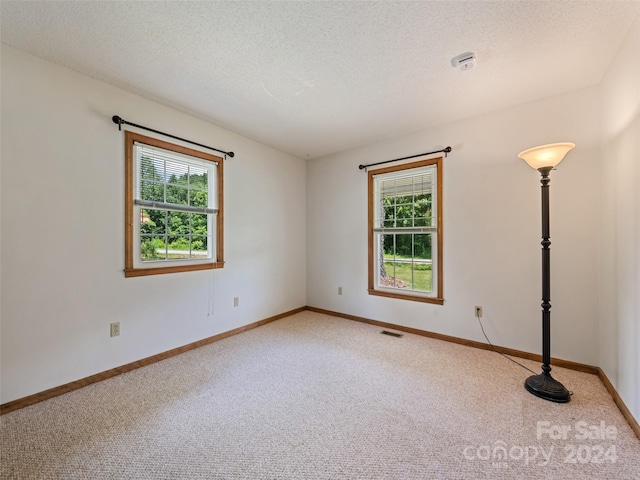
{"left": 2, "top": 1, "right": 639, "bottom": 159}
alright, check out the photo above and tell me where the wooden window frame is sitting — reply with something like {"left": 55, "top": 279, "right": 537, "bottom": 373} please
{"left": 367, "top": 157, "right": 444, "bottom": 304}
{"left": 124, "top": 131, "right": 224, "bottom": 278}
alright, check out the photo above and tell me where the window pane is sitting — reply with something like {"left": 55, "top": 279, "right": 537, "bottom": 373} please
{"left": 191, "top": 213, "right": 208, "bottom": 236}
{"left": 139, "top": 181, "right": 165, "bottom": 202}
{"left": 140, "top": 209, "right": 167, "bottom": 235}
{"left": 413, "top": 193, "right": 431, "bottom": 227}
{"left": 414, "top": 174, "right": 431, "bottom": 195}
{"left": 139, "top": 211, "right": 212, "bottom": 262}
{"left": 140, "top": 236, "right": 167, "bottom": 262}
{"left": 378, "top": 233, "right": 432, "bottom": 292}
{"left": 407, "top": 263, "right": 432, "bottom": 292}
{"left": 167, "top": 235, "right": 190, "bottom": 258}
{"left": 382, "top": 199, "right": 395, "bottom": 228}
{"left": 380, "top": 232, "right": 399, "bottom": 288}
{"left": 394, "top": 233, "right": 412, "bottom": 258}
{"left": 381, "top": 233, "right": 395, "bottom": 260}
{"left": 140, "top": 156, "right": 163, "bottom": 181}
{"left": 413, "top": 233, "right": 431, "bottom": 261}
{"left": 189, "top": 189, "right": 208, "bottom": 208}
{"left": 412, "top": 234, "right": 432, "bottom": 292}
{"left": 191, "top": 236, "right": 209, "bottom": 257}
{"left": 189, "top": 166, "right": 208, "bottom": 190}
{"left": 167, "top": 211, "right": 190, "bottom": 235}
{"left": 165, "top": 160, "right": 189, "bottom": 185}
{"left": 381, "top": 234, "right": 408, "bottom": 289}
{"left": 382, "top": 190, "right": 437, "bottom": 228}
{"left": 380, "top": 179, "right": 396, "bottom": 198}
{"left": 166, "top": 184, "right": 189, "bottom": 205}
{"left": 395, "top": 199, "right": 413, "bottom": 227}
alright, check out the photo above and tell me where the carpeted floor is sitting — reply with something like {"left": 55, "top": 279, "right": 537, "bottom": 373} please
{"left": 1, "top": 310, "right": 639, "bottom": 479}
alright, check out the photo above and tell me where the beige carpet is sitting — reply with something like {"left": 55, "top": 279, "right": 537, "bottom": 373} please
{"left": 1, "top": 311, "right": 639, "bottom": 479}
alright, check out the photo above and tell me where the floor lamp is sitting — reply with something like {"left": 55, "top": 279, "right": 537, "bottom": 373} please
{"left": 518, "top": 142, "right": 575, "bottom": 403}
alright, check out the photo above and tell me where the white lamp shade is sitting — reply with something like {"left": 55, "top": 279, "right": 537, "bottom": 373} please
{"left": 518, "top": 143, "right": 575, "bottom": 170}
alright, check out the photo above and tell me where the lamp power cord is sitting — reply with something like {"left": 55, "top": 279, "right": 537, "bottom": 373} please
{"left": 475, "top": 312, "right": 537, "bottom": 375}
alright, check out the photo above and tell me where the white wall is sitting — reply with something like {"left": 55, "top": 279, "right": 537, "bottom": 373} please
{"left": 0, "top": 45, "right": 307, "bottom": 404}
{"left": 307, "top": 86, "right": 601, "bottom": 367}
{"left": 600, "top": 16, "right": 640, "bottom": 422}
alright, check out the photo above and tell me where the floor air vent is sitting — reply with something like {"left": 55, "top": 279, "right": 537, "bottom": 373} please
{"left": 380, "top": 330, "right": 403, "bottom": 338}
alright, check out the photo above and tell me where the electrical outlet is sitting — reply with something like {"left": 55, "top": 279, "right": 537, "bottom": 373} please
{"left": 338, "top": 286, "right": 343, "bottom": 295}
{"left": 110, "top": 322, "right": 120, "bottom": 337}
{"left": 475, "top": 306, "right": 483, "bottom": 318}
{"left": 233, "top": 297, "right": 239, "bottom": 307}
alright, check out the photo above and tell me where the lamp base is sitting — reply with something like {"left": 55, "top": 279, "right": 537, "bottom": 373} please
{"left": 525, "top": 372, "right": 571, "bottom": 403}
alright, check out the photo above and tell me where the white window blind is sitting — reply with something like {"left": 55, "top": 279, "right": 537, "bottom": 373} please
{"left": 373, "top": 165, "right": 436, "bottom": 233}
{"left": 134, "top": 142, "right": 217, "bottom": 213}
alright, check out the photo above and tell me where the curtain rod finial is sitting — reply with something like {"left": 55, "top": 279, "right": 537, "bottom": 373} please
{"left": 112, "top": 115, "right": 123, "bottom": 131}
{"left": 227, "top": 152, "right": 235, "bottom": 158}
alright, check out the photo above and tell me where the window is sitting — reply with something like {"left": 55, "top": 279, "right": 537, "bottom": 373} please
{"left": 124, "top": 131, "right": 224, "bottom": 277}
{"left": 368, "top": 157, "right": 443, "bottom": 304}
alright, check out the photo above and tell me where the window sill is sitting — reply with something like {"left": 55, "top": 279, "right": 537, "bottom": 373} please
{"left": 368, "top": 288, "right": 444, "bottom": 305}
{"left": 125, "top": 261, "right": 224, "bottom": 278}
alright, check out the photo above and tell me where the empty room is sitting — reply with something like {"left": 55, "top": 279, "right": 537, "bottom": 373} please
{"left": 1, "top": 1, "right": 639, "bottom": 479}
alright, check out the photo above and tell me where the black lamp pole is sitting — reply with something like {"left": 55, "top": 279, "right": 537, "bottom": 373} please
{"left": 524, "top": 166, "right": 571, "bottom": 403}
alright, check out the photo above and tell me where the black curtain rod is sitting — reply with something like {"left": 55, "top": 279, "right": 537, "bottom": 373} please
{"left": 358, "top": 146, "right": 451, "bottom": 170}
{"left": 112, "top": 115, "right": 234, "bottom": 158}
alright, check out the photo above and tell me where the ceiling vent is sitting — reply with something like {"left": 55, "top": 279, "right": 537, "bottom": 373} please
{"left": 451, "top": 52, "right": 477, "bottom": 71}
